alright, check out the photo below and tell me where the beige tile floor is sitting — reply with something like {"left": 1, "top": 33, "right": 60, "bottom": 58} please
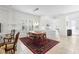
{"left": 47, "top": 36, "right": 79, "bottom": 54}
{"left": 1, "top": 35, "right": 79, "bottom": 54}
{"left": 16, "top": 35, "right": 79, "bottom": 54}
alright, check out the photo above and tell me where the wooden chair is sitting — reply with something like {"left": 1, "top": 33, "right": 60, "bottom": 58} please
{"left": 4, "top": 29, "right": 15, "bottom": 43}
{"left": 4, "top": 34, "right": 12, "bottom": 43}
{"left": 4, "top": 32, "right": 20, "bottom": 54}
{"left": 10, "top": 29, "right": 15, "bottom": 40}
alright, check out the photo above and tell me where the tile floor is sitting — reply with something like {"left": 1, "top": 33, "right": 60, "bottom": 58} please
{"left": 1, "top": 32, "right": 79, "bottom": 54}
{"left": 16, "top": 35, "right": 79, "bottom": 54}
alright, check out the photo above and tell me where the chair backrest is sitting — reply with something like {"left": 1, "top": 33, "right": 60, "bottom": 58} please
{"left": 11, "top": 29, "right": 15, "bottom": 36}
{"left": 13, "top": 32, "right": 20, "bottom": 48}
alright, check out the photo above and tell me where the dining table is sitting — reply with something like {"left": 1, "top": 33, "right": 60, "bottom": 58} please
{"left": 0, "top": 36, "right": 4, "bottom": 47}
{"left": 0, "top": 40, "right": 5, "bottom": 54}
{"left": 0, "top": 33, "right": 12, "bottom": 47}
{"left": 28, "top": 31, "right": 46, "bottom": 39}
{"left": 28, "top": 31, "right": 47, "bottom": 46}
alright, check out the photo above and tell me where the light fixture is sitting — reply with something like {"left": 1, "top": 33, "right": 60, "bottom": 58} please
{"left": 32, "top": 8, "right": 39, "bottom": 31}
{"left": 33, "top": 8, "right": 39, "bottom": 12}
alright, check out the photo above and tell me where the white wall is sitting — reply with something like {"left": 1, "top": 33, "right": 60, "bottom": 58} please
{"left": 39, "top": 16, "right": 67, "bottom": 39}
{"left": 56, "top": 16, "right": 67, "bottom": 36}
{"left": 1, "top": 6, "right": 79, "bottom": 38}
{"left": 65, "top": 12, "right": 79, "bottom": 36}
{"left": 39, "top": 16, "right": 56, "bottom": 39}
{"left": 0, "top": 6, "right": 40, "bottom": 37}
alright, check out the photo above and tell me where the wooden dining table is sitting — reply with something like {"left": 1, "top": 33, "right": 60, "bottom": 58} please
{"left": 28, "top": 31, "right": 47, "bottom": 46}
{"left": 0, "top": 37, "right": 4, "bottom": 47}
{"left": 0, "top": 34, "right": 12, "bottom": 47}
{"left": 28, "top": 31, "right": 46, "bottom": 39}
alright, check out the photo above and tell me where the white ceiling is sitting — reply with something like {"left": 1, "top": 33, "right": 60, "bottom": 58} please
{"left": 4, "top": 5, "right": 79, "bottom": 16}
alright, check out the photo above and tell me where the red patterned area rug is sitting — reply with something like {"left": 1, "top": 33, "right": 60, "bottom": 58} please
{"left": 20, "top": 37, "right": 59, "bottom": 54}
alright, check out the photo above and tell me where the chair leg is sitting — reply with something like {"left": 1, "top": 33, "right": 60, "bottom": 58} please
{"left": 5, "top": 50, "right": 15, "bottom": 54}
{"left": 5, "top": 51, "right": 7, "bottom": 54}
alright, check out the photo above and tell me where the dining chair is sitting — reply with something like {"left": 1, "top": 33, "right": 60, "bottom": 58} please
{"left": 4, "top": 32, "right": 20, "bottom": 54}
{"left": 10, "top": 29, "right": 15, "bottom": 40}
{"left": 4, "top": 29, "right": 15, "bottom": 43}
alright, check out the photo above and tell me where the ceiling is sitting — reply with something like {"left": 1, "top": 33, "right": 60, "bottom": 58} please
{"left": 3, "top": 5, "right": 79, "bottom": 16}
